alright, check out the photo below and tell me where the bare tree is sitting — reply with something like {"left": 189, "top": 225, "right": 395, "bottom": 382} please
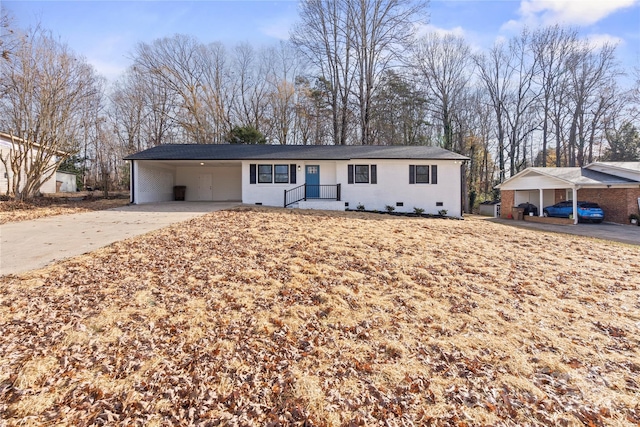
{"left": 0, "top": 8, "right": 18, "bottom": 63}
{"left": 110, "top": 69, "right": 145, "bottom": 154}
{"left": 294, "top": 76, "right": 333, "bottom": 145}
{"left": 264, "top": 42, "right": 305, "bottom": 145}
{"left": 291, "top": 0, "right": 355, "bottom": 145}
{"left": 0, "top": 25, "right": 102, "bottom": 200}
{"left": 133, "top": 35, "right": 217, "bottom": 144}
{"left": 474, "top": 42, "right": 512, "bottom": 181}
{"left": 230, "top": 43, "right": 271, "bottom": 134}
{"left": 504, "top": 30, "right": 540, "bottom": 175}
{"left": 200, "top": 42, "right": 234, "bottom": 143}
{"left": 415, "top": 32, "right": 473, "bottom": 152}
{"left": 349, "top": 0, "right": 427, "bottom": 145}
{"left": 531, "top": 25, "right": 577, "bottom": 166}
{"left": 565, "top": 41, "right": 618, "bottom": 166}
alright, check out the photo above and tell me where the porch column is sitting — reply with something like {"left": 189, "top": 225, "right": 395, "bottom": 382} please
{"left": 572, "top": 187, "right": 578, "bottom": 224}
{"left": 539, "top": 189, "right": 544, "bottom": 217}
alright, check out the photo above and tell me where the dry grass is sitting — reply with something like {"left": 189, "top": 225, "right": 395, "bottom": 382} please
{"left": 1, "top": 207, "right": 639, "bottom": 426}
{"left": 0, "top": 194, "right": 129, "bottom": 224}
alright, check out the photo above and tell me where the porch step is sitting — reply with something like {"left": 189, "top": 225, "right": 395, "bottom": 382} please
{"left": 297, "top": 200, "right": 345, "bottom": 211}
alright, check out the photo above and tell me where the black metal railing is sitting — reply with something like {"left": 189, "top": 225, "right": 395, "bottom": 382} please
{"left": 284, "top": 183, "right": 341, "bottom": 207}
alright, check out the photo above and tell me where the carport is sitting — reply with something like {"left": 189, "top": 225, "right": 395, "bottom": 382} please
{"left": 131, "top": 160, "right": 242, "bottom": 204}
{"left": 497, "top": 166, "right": 640, "bottom": 225}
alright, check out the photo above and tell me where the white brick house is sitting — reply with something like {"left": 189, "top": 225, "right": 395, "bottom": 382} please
{"left": 125, "top": 145, "right": 469, "bottom": 217}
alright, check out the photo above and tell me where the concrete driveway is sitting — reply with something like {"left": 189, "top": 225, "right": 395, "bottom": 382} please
{"left": 0, "top": 201, "right": 240, "bottom": 276}
{"left": 486, "top": 217, "right": 640, "bottom": 246}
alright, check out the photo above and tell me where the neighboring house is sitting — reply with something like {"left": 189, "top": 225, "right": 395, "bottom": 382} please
{"left": 125, "top": 144, "right": 470, "bottom": 216}
{"left": 497, "top": 162, "right": 640, "bottom": 224}
{"left": 55, "top": 171, "right": 78, "bottom": 193}
{"left": 0, "top": 132, "right": 58, "bottom": 196}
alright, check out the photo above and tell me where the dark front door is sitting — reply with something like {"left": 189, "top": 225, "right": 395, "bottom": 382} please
{"left": 305, "top": 165, "right": 319, "bottom": 198}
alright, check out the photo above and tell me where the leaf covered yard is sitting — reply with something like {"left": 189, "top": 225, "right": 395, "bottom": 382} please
{"left": 1, "top": 208, "right": 639, "bottom": 426}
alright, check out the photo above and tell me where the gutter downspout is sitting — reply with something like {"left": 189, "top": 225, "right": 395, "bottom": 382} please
{"left": 461, "top": 161, "right": 468, "bottom": 216}
{"left": 130, "top": 160, "right": 135, "bottom": 205}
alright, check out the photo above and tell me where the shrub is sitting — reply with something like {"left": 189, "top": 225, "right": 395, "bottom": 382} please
{"left": 385, "top": 205, "right": 395, "bottom": 213}
{"left": 356, "top": 203, "right": 365, "bottom": 211}
{"left": 438, "top": 209, "right": 448, "bottom": 217}
{"left": 413, "top": 207, "right": 424, "bottom": 215}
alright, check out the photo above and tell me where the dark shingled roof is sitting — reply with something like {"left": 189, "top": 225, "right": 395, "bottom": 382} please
{"left": 124, "top": 144, "right": 470, "bottom": 161}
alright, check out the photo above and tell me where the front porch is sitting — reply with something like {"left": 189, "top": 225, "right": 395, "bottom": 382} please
{"left": 284, "top": 183, "right": 342, "bottom": 207}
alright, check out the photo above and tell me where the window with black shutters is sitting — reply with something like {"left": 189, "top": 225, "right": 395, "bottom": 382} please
{"left": 410, "top": 164, "right": 438, "bottom": 184}
{"left": 415, "top": 165, "right": 429, "bottom": 183}
{"left": 355, "top": 165, "right": 369, "bottom": 183}
{"left": 348, "top": 164, "right": 377, "bottom": 184}
{"left": 258, "top": 165, "right": 273, "bottom": 183}
{"left": 274, "top": 164, "right": 289, "bottom": 183}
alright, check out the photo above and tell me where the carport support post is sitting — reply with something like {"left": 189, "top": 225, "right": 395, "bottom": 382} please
{"left": 572, "top": 187, "right": 578, "bottom": 224}
{"left": 539, "top": 189, "right": 544, "bottom": 217}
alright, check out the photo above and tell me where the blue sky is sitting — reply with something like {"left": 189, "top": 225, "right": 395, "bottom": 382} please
{"left": 4, "top": 0, "right": 640, "bottom": 83}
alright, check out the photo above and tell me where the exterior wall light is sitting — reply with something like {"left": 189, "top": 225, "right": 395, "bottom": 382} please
{"left": 200, "top": 162, "right": 205, "bottom": 166}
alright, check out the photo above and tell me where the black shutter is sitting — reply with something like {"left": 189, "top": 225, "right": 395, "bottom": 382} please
{"left": 431, "top": 165, "right": 438, "bottom": 184}
{"left": 370, "top": 165, "right": 377, "bottom": 184}
{"left": 250, "top": 164, "right": 256, "bottom": 184}
{"left": 348, "top": 164, "right": 354, "bottom": 184}
{"left": 409, "top": 165, "right": 415, "bottom": 184}
{"left": 290, "top": 164, "right": 296, "bottom": 184}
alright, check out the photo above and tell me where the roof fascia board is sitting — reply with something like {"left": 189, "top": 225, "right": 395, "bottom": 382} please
{"left": 497, "top": 168, "right": 575, "bottom": 189}
{"left": 585, "top": 162, "right": 640, "bottom": 181}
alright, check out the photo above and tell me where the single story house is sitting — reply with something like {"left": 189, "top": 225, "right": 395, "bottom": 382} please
{"left": 497, "top": 162, "right": 640, "bottom": 224}
{"left": 0, "top": 132, "right": 58, "bottom": 196}
{"left": 125, "top": 144, "right": 469, "bottom": 216}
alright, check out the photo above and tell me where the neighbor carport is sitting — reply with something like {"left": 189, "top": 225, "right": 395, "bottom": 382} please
{"left": 497, "top": 167, "right": 640, "bottom": 225}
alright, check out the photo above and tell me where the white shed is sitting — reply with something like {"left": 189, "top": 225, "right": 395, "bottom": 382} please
{"left": 55, "top": 171, "right": 78, "bottom": 193}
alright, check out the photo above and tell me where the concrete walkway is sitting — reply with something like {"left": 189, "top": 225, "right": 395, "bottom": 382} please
{"left": 484, "top": 216, "right": 640, "bottom": 246}
{"left": 0, "top": 202, "right": 240, "bottom": 276}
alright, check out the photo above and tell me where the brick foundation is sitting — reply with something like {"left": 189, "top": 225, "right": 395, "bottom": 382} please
{"left": 523, "top": 215, "right": 573, "bottom": 225}
{"left": 578, "top": 188, "right": 640, "bottom": 225}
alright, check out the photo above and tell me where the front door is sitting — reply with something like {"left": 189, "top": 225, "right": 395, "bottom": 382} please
{"left": 197, "top": 174, "right": 213, "bottom": 201}
{"left": 305, "top": 165, "right": 319, "bottom": 198}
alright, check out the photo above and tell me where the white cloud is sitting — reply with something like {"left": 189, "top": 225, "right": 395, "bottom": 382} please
{"left": 413, "top": 23, "right": 466, "bottom": 39}
{"left": 260, "top": 22, "right": 291, "bottom": 41}
{"left": 585, "top": 33, "right": 624, "bottom": 48}
{"left": 87, "top": 57, "right": 128, "bottom": 82}
{"left": 259, "top": 13, "right": 298, "bottom": 41}
{"left": 514, "top": 0, "right": 639, "bottom": 26}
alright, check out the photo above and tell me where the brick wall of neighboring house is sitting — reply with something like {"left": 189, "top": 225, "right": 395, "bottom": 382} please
{"left": 554, "top": 189, "right": 566, "bottom": 203}
{"left": 578, "top": 188, "right": 640, "bottom": 224}
{"left": 500, "top": 190, "right": 514, "bottom": 219}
